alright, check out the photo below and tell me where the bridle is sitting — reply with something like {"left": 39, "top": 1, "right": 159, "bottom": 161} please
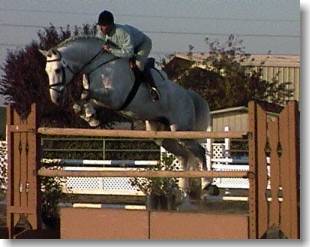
{"left": 46, "top": 53, "right": 75, "bottom": 93}
{"left": 46, "top": 49, "right": 119, "bottom": 93}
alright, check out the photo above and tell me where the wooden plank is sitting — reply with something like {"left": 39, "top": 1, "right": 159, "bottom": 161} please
{"left": 38, "top": 127, "right": 247, "bottom": 139}
{"left": 12, "top": 109, "right": 22, "bottom": 228}
{"left": 279, "top": 103, "right": 291, "bottom": 238}
{"left": 20, "top": 130, "right": 27, "bottom": 213}
{"left": 256, "top": 104, "right": 268, "bottom": 238}
{"left": 150, "top": 211, "right": 249, "bottom": 239}
{"left": 269, "top": 119, "right": 280, "bottom": 228}
{"left": 26, "top": 104, "right": 40, "bottom": 230}
{"left": 60, "top": 208, "right": 149, "bottom": 239}
{"left": 37, "top": 168, "right": 249, "bottom": 178}
{"left": 7, "top": 125, "right": 36, "bottom": 133}
{"left": 247, "top": 101, "right": 258, "bottom": 238}
{"left": 6, "top": 105, "right": 14, "bottom": 238}
{"left": 6, "top": 105, "right": 41, "bottom": 238}
{"left": 287, "top": 101, "right": 300, "bottom": 238}
{"left": 7, "top": 206, "right": 37, "bottom": 214}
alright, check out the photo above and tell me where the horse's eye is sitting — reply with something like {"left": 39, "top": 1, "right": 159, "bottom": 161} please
{"left": 55, "top": 68, "right": 61, "bottom": 74}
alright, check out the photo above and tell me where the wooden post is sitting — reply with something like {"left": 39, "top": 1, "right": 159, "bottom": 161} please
{"left": 278, "top": 101, "right": 300, "bottom": 238}
{"left": 248, "top": 101, "right": 259, "bottom": 238}
{"left": 256, "top": 104, "right": 268, "bottom": 238}
{"left": 248, "top": 101, "right": 268, "bottom": 238}
{"left": 248, "top": 101, "right": 300, "bottom": 239}
{"left": 269, "top": 118, "right": 281, "bottom": 230}
{"left": 6, "top": 104, "right": 40, "bottom": 238}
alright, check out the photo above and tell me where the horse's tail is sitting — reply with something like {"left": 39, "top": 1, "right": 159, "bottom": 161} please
{"left": 187, "top": 89, "right": 211, "bottom": 132}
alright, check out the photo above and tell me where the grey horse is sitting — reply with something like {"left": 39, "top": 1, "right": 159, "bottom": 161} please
{"left": 39, "top": 36, "right": 212, "bottom": 207}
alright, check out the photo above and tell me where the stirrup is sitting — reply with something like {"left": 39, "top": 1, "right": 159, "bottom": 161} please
{"left": 150, "top": 87, "right": 160, "bottom": 102}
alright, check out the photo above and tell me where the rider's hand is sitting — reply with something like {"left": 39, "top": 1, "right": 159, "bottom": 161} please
{"left": 102, "top": 44, "right": 111, "bottom": 52}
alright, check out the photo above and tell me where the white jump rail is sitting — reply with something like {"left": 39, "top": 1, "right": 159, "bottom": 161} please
{"left": 41, "top": 158, "right": 159, "bottom": 166}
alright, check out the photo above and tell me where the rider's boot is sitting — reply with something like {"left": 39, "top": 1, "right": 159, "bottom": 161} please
{"left": 132, "top": 65, "right": 160, "bottom": 102}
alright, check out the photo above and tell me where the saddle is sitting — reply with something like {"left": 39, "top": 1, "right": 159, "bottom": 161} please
{"left": 130, "top": 57, "right": 156, "bottom": 82}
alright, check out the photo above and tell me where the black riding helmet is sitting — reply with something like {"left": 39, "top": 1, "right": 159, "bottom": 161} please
{"left": 97, "top": 10, "right": 114, "bottom": 25}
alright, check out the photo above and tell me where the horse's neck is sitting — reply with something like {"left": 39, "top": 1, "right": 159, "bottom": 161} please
{"left": 59, "top": 40, "right": 135, "bottom": 99}
{"left": 59, "top": 42, "right": 103, "bottom": 70}
{"left": 91, "top": 58, "right": 133, "bottom": 89}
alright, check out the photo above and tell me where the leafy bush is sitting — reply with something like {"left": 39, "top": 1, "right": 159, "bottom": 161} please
{"left": 40, "top": 167, "right": 67, "bottom": 229}
{"left": 130, "top": 153, "right": 180, "bottom": 196}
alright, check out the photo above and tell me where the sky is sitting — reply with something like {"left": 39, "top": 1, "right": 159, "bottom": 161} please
{"left": 0, "top": 0, "right": 301, "bottom": 105}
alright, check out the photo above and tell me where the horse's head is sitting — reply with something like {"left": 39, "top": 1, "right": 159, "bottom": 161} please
{"left": 39, "top": 48, "right": 75, "bottom": 106}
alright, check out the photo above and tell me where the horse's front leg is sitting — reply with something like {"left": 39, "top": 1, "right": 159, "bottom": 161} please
{"left": 72, "top": 75, "right": 100, "bottom": 127}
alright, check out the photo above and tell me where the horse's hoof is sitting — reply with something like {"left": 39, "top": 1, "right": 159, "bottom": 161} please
{"left": 177, "top": 199, "right": 199, "bottom": 212}
{"left": 73, "top": 103, "right": 82, "bottom": 114}
{"left": 177, "top": 203, "right": 199, "bottom": 212}
{"left": 84, "top": 105, "right": 96, "bottom": 118}
{"left": 85, "top": 112, "right": 94, "bottom": 118}
{"left": 89, "top": 118, "right": 100, "bottom": 127}
{"left": 203, "top": 184, "right": 220, "bottom": 196}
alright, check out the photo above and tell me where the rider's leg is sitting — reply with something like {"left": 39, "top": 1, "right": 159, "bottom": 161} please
{"left": 136, "top": 59, "right": 160, "bottom": 101}
{"left": 135, "top": 38, "right": 160, "bottom": 101}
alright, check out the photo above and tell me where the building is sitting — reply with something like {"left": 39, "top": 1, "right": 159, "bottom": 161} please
{"left": 211, "top": 106, "right": 248, "bottom": 132}
{"left": 164, "top": 53, "right": 300, "bottom": 101}
{"left": 211, "top": 104, "right": 280, "bottom": 132}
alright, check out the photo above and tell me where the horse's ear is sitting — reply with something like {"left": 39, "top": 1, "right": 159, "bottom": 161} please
{"left": 38, "top": 49, "right": 48, "bottom": 57}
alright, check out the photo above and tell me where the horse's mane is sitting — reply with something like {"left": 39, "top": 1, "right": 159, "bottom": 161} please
{"left": 56, "top": 35, "right": 104, "bottom": 48}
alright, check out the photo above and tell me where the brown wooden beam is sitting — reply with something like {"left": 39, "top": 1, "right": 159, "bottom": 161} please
{"left": 38, "top": 128, "right": 247, "bottom": 139}
{"left": 38, "top": 168, "right": 249, "bottom": 178}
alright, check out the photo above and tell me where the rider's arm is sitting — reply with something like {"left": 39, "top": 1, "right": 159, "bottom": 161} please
{"left": 109, "top": 27, "right": 134, "bottom": 58}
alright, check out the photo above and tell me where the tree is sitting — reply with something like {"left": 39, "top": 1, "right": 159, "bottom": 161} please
{"left": 0, "top": 24, "right": 123, "bottom": 127}
{"left": 163, "top": 35, "right": 293, "bottom": 110}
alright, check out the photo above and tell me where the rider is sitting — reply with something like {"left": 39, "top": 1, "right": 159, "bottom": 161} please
{"left": 96, "top": 10, "right": 160, "bottom": 101}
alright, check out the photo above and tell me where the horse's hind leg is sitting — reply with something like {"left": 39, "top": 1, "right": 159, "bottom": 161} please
{"left": 181, "top": 140, "right": 212, "bottom": 193}
{"left": 181, "top": 140, "right": 206, "bottom": 167}
{"left": 145, "top": 120, "right": 189, "bottom": 168}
